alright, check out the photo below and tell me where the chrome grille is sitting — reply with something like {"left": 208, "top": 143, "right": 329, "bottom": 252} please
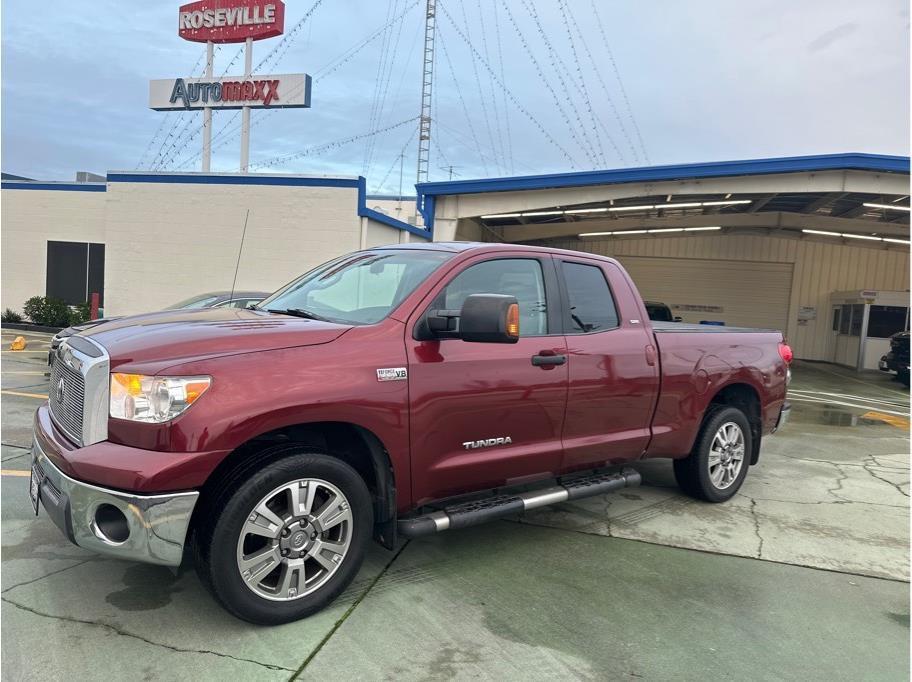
{"left": 49, "top": 352, "right": 86, "bottom": 444}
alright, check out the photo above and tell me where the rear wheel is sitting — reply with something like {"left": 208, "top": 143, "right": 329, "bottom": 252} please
{"left": 194, "top": 447, "right": 372, "bottom": 625}
{"left": 674, "top": 406, "right": 751, "bottom": 503}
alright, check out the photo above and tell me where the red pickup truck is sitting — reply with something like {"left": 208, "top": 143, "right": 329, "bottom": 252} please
{"left": 30, "top": 242, "right": 791, "bottom": 624}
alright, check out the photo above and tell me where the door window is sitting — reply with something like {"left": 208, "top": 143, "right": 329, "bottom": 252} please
{"left": 561, "top": 262, "right": 619, "bottom": 333}
{"left": 439, "top": 259, "right": 548, "bottom": 336}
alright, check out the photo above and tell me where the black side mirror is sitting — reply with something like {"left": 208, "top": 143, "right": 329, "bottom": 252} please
{"left": 459, "top": 294, "right": 520, "bottom": 343}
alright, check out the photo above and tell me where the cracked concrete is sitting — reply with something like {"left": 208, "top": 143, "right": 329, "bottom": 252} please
{"left": 1, "top": 337, "right": 908, "bottom": 679}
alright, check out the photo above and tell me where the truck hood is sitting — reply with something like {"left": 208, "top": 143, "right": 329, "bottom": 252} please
{"left": 78, "top": 308, "right": 351, "bottom": 369}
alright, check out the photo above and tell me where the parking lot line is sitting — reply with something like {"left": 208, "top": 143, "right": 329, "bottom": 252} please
{"left": 0, "top": 390, "right": 48, "bottom": 400}
{"left": 862, "top": 411, "right": 911, "bottom": 430}
{"left": 1, "top": 470, "right": 30, "bottom": 477}
{"left": 1, "top": 371, "right": 48, "bottom": 375}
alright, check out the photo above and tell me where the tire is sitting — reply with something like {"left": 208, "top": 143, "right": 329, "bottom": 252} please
{"left": 673, "top": 405, "right": 752, "bottom": 503}
{"left": 898, "top": 370, "right": 910, "bottom": 387}
{"left": 193, "top": 445, "right": 373, "bottom": 625}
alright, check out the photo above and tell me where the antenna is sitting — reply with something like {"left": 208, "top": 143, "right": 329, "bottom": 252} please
{"left": 439, "top": 165, "right": 460, "bottom": 180}
{"left": 230, "top": 209, "right": 251, "bottom": 301}
{"left": 416, "top": 0, "right": 437, "bottom": 185}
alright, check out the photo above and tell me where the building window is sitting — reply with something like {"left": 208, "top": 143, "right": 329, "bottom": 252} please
{"left": 46, "top": 241, "right": 105, "bottom": 306}
{"left": 848, "top": 304, "right": 864, "bottom": 337}
{"left": 867, "top": 305, "right": 909, "bottom": 338}
{"left": 838, "top": 304, "right": 851, "bottom": 334}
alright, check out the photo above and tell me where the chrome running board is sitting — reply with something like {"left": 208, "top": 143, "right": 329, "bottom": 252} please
{"left": 398, "top": 468, "right": 641, "bottom": 538}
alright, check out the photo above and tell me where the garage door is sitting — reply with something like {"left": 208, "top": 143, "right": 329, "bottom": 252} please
{"left": 616, "top": 256, "right": 794, "bottom": 332}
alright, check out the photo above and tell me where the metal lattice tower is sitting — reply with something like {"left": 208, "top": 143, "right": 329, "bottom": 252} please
{"left": 416, "top": 0, "right": 437, "bottom": 185}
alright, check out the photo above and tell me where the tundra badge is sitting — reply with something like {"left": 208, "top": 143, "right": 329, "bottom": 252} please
{"left": 376, "top": 367, "right": 408, "bottom": 382}
{"left": 463, "top": 437, "right": 513, "bottom": 450}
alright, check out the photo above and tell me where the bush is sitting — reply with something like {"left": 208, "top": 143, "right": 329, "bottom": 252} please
{"left": 22, "top": 296, "right": 73, "bottom": 327}
{"left": 69, "top": 302, "right": 92, "bottom": 326}
{"left": 1, "top": 308, "right": 23, "bottom": 323}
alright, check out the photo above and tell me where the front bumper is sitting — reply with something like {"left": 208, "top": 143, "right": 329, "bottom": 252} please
{"left": 31, "top": 437, "right": 199, "bottom": 567}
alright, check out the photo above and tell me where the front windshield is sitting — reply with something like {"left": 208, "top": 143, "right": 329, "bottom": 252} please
{"left": 258, "top": 250, "right": 452, "bottom": 325}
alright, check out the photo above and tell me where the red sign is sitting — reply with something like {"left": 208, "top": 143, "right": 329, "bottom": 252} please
{"left": 178, "top": 0, "right": 284, "bottom": 43}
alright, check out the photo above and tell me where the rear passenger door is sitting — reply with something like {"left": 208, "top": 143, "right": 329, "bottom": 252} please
{"left": 557, "top": 257, "right": 660, "bottom": 472}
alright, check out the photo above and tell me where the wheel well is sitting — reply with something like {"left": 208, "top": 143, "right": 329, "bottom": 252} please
{"left": 708, "top": 383, "right": 762, "bottom": 464}
{"left": 191, "top": 422, "right": 397, "bottom": 548}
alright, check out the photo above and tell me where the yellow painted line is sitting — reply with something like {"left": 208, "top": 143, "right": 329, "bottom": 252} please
{"left": 1, "top": 350, "right": 49, "bottom": 354}
{"left": 0, "top": 390, "right": 48, "bottom": 400}
{"left": 1, "top": 470, "right": 30, "bottom": 477}
{"left": 863, "top": 411, "right": 911, "bottom": 430}
{"left": 1, "top": 371, "right": 48, "bottom": 375}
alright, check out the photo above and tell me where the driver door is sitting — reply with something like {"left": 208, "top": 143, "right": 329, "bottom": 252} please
{"left": 405, "top": 253, "right": 568, "bottom": 506}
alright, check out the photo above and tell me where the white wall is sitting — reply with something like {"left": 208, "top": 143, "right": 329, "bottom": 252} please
{"left": 547, "top": 233, "right": 910, "bottom": 361}
{"left": 0, "top": 188, "right": 107, "bottom": 314}
{"left": 103, "top": 181, "right": 365, "bottom": 316}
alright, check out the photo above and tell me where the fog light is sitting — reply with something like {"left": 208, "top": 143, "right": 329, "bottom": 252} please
{"left": 93, "top": 504, "right": 130, "bottom": 544}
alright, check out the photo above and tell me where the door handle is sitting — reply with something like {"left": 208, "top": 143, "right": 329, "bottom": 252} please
{"left": 531, "top": 353, "right": 567, "bottom": 367}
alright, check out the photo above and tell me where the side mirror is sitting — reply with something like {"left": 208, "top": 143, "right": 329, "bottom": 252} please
{"left": 458, "top": 294, "right": 520, "bottom": 343}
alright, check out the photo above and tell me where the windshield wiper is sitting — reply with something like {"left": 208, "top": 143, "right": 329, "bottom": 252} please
{"left": 266, "top": 307, "right": 332, "bottom": 322}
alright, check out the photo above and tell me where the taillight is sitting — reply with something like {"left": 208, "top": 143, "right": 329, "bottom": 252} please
{"left": 778, "top": 342, "right": 793, "bottom": 365}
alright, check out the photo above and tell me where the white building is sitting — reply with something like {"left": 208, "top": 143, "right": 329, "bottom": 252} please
{"left": 2, "top": 153, "right": 908, "bottom": 368}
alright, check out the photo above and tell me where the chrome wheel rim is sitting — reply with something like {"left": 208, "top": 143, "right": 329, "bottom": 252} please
{"left": 236, "top": 478, "right": 353, "bottom": 601}
{"left": 708, "top": 422, "right": 745, "bottom": 490}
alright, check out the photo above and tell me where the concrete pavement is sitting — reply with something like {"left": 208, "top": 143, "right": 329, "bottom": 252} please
{"left": 1, "top": 330, "right": 908, "bottom": 680}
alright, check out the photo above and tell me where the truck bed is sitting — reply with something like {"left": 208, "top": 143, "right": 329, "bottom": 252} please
{"left": 651, "top": 321, "right": 781, "bottom": 334}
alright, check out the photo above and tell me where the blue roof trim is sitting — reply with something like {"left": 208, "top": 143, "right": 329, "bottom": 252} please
{"left": 1, "top": 181, "right": 106, "bottom": 192}
{"left": 107, "top": 173, "right": 360, "bottom": 188}
{"left": 356, "top": 178, "right": 430, "bottom": 239}
{"left": 415, "top": 153, "right": 910, "bottom": 198}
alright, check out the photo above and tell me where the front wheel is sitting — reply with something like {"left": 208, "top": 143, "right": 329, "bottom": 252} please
{"left": 674, "top": 406, "right": 752, "bottom": 503}
{"left": 194, "top": 448, "right": 373, "bottom": 625}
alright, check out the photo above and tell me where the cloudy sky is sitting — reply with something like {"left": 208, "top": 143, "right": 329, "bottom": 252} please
{"left": 2, "top": 0, "right": 909, "bottom": 192}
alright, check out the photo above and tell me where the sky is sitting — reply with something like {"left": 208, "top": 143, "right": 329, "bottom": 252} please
{"left": 1, "top": 0, "right": 909, "bottom": 193}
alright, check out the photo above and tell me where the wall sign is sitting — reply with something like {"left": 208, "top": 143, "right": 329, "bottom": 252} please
{"left": 672, "top": 304, "right": 724, "bottom": 313}
{"left": 798, "top": 306, "right": 817, "bottom": 321}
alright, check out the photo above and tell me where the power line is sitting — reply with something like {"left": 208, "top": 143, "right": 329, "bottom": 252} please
{"left": 437, "top": 30, "right": 489, "bottom": 176}
{"left": 476, "top": 0, "right": 509, "bottom": 174}
{"left": 515, "top": 0, "right": 600, "bottom": 166}
{"left": 495, "top": 0, "right": 590, "bottom": 167}
{"left": 589, "top": 0, "right": 649, "bottom": 163}
{"left": 561, "top": 0, "right": 637, "bottom": 164}
{"left": 457, "top": 0, "right": 502, "bottom": 174}
{"left": 491, "top": 0, "right": 514, "bottom": 174}
{"left": 249, "top": 116, "right": 419, "bottom": 170}
{"left": 555, "top": 0, "right": 610, "bottom": 166}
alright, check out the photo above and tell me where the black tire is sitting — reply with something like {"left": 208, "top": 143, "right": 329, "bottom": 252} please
{"left": 673, "top": 405, "right": 752, "bottom": 503}
{"left": 898, "top": 370, "right": 910, "bottom": 387}
{"left": 193, "top": 445, "right": 373, "bottom": 625}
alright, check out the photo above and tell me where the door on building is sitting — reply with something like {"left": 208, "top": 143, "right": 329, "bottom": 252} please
{"left": 46, "top": 241, "right": 105, "bottom": 306}
{"left": 617, "top": 256, "right": 794, "bottom": 331}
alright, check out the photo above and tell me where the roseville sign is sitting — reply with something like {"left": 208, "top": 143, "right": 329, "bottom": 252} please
{"left": 149, "top": 74, "right": 311, "bottom": 110}
{"left": 178, "top": 0, "right": 285, "bottom": 43}
{"left": 150, "top": 0, "right": 307, "bottom": 172}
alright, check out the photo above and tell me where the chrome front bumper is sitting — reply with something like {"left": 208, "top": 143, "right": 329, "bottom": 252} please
{"left": 32, "top": 439, "right": 199, "bottom": 567}
{"left": 772, "top": 401, "right": 791, "bottom": 433}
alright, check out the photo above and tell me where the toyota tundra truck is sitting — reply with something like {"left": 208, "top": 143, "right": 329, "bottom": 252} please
{"left": 30, "top": 242, "right": 791, "bottom": 624}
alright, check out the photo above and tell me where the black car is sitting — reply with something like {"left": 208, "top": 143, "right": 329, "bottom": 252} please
{"left": 879, "top": 331, "right": 910, "bottom": 386}
{"left": 48, "top": 290, "right": 269, "bottom": 365}
{"left": 644, "top": 300, "right": 682, "bottom": 323}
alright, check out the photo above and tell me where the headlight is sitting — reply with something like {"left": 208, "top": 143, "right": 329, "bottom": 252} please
{"left": 110, "top": 373, "right": 211, "bottom": 423}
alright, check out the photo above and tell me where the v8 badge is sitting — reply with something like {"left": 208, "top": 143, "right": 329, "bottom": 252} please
{"left": 376, "top": 367, "right": 407, "bottom": 382}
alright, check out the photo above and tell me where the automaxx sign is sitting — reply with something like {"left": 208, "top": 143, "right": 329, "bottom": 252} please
{"left": 149, "top": 74, "right": 311, "bottom": 110}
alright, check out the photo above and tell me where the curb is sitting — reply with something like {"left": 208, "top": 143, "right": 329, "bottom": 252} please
{"left": 1, "top": 322, "right": 63, "bottom": 334}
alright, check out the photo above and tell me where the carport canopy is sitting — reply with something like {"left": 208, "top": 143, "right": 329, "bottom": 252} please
{"left": 417, "top": 153, "right": 910, "bottom": 247}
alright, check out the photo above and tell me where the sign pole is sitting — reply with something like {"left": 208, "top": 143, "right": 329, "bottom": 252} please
{"left": 240, "top": 37, "right": 253, "bottom": 173}
{"left": 201, "top": 40, "right": 214, "bottom": 172}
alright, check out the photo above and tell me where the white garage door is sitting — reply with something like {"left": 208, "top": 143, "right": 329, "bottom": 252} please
{"left": 617, "top": 256, "right": 794, "bottom": 332}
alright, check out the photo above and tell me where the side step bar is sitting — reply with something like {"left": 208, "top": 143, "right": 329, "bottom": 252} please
{"left": 398, "top": 468, "right": 641, "bottom": 538}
